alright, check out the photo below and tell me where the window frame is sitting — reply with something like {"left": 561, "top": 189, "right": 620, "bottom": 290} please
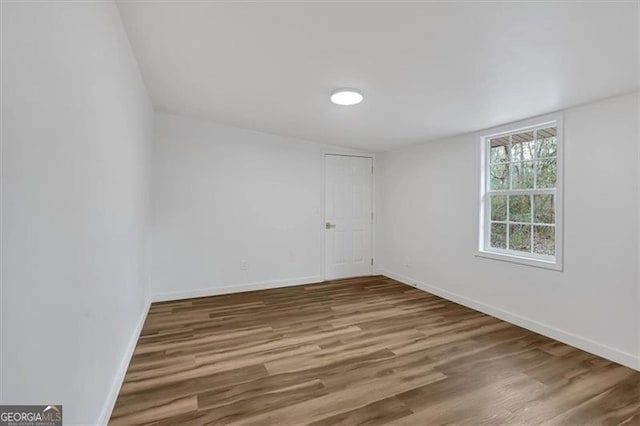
{"left": 476, "top": 112, "right": 564, "bottom": 271}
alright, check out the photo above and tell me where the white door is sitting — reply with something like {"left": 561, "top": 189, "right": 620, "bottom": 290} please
{"left": 324, "top": 154, "right": 373, "bottom": 280}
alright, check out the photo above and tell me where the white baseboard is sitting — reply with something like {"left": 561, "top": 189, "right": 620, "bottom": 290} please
{"left": 380, "top": 269, "right": 640, "bottom": 371}
{"left": 152, "top": 275, "right": 324, "bottom": 302}
{"left": 98, "top": 298, "right": 152, "bottom": 425}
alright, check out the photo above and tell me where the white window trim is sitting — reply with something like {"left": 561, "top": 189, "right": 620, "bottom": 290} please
{"left": 476, "top": 112, "right": 564, "bottom": 271}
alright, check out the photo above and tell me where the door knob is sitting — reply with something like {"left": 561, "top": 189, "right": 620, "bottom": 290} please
{"left": 325, "top": 221, "right": 336, "bottom": 229}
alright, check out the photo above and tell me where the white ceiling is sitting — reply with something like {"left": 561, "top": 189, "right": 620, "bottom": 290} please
{"left": 116, "top": 1, "right": 638, "bottom": 152}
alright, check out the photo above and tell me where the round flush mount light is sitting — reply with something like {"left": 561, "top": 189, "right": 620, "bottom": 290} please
{"left": 330, "top": 88, "right": 363, "bottom": 106}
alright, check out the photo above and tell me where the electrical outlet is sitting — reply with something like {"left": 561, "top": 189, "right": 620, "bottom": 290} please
{"left": 240, "top": 260, "right": 249, "bottom": 271}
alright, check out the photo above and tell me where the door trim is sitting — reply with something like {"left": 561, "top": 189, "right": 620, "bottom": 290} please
{"left": 321, "top": 151, "right": 376, "bottom": 281}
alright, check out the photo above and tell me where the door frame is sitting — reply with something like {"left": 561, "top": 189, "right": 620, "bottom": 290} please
{"left": 321, "top": 151, "right": 376, "bottom": 281}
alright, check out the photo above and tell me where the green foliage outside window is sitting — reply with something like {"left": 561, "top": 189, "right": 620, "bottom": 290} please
{"left": 487, "top": 127, "right": 557, "bottom": 256}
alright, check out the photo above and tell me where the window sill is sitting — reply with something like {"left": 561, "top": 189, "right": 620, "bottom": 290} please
{"left": 475, "top": 250, "right": 563, "bottom": 271}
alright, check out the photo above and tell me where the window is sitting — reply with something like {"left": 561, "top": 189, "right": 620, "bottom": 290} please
{"left": 478, "top": 114, "right": 563, "bottom": 270}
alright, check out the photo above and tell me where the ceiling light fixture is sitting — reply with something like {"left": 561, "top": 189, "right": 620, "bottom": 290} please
{"left": 330, "top": 88, "right": 363, "bottom": 106}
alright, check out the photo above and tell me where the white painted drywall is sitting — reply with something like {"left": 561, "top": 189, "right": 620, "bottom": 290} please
{"left": 150, "top": 113, "right": 364, "bottom": 300}
{"left": 637, "top": 8, "right": 640, "bottom": 370}
{"left": 117, "top": 1, "right": 639, "bottom": 151}
{"left": 376, "top": 92, "right": 640, "bottom": 368}
{"left": 1, "top": 1, "right": 153, "bottom": 424}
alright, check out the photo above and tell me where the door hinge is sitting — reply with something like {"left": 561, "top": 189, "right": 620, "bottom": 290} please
{"left": 371, "top": 165, "right": 374, "bottom": 174}
{"left": 371, "top": 212, "right": 374, "bottom": 220}
{"left": 371, "top": 258, "right": 374, "bottom": 266}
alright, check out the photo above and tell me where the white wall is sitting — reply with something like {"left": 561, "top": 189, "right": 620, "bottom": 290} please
{"left": 637, "top": 11, "right": 640, "bottom": 368}
{"left": 377, "top": 92, "right": 639, "bottom": 369}
{"left": 151, "top": 112, "right": 359, "bottom": 300}
{"left": 1, "top": 2, "right": 153, "bottom": 424}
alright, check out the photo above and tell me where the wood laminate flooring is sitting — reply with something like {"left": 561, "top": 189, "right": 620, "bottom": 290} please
{"left": 110, "top": 276, "right": 640, "bottom": 425}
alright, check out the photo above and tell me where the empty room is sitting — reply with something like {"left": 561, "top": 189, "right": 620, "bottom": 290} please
{"left": 2, "top": 0, "right": 640, "bottom": 425}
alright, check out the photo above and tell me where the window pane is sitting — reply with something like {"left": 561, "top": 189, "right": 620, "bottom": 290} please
{"left": 536, "top": 127, "right": 557, "bottom": 158}
{"left": 489, "top": 163, "right": 509, "bottom": 190}
{"left": 509, "top": 224, "right": 531, "bottom": 252}
{"left": 534, "top": 225, "right": 555, "bottom": 255}
{"left": 490, "top": 195, "right": 507, "bottom": 221}
{"left": 490, "top": 223, "right": 507, "bottom": 249}
{"left": 510, "top": 131, "right": 535, "bottom": 162}
{"left": 536, "top": 158, "right": 557, "bottom": 188}
{"left": 509, "top": 195, "right": 531, "bottom": 223}
{"left": 533, "top": 194, "right": 554, "bottom": 224}
{"left": 490, "top": 137, "right": 509, "bottom": 163}
{"left": 511, "top": 161, "right": 535, "bottom": 189}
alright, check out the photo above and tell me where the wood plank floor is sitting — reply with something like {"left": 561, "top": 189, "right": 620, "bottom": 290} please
{"left": 110, "top": 276, "right": 640, "bottom": 425}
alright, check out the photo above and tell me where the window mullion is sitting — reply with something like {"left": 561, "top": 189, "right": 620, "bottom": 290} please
{"left": 508, "top": 134, "right": 513, "bottom": 190}
{"left": 506, "top": 134, "right": 512, "bottom": 251}
{"left": 530, "top": 194, "right": 534, "bottom": 254}
{"left": 488, "top": 188, "right": 555, "bottom": 196}
{"left": 533, "top": 128, "right": 538, "bottom": 190}
{"left": 506, "top": 194, "right": 510, "bottom": 251}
